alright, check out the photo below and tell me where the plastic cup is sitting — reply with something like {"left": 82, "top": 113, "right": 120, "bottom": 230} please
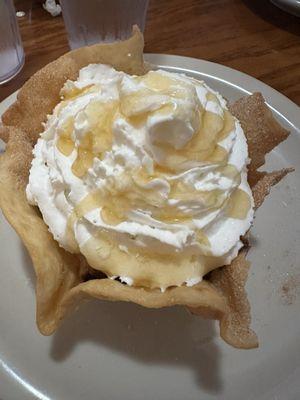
{"left": 0, "top": 0, "right": 25, "bottom": 85}
{"left": 60, "top": 0, "right": 149, "bottom": 49}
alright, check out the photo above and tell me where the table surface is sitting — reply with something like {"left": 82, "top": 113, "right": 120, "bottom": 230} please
{"left": 1, "top": 0, "right": 300, "bottom": 105}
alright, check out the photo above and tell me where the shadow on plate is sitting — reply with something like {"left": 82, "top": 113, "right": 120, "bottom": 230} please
{"left": 20, "top": 242, "right": 223, "bottom": 393}
{"left": 51, "top": 300, "right": 223, "bottom": 393}
{"left": 242, "top": 0, "right": 300, "bottom": 36}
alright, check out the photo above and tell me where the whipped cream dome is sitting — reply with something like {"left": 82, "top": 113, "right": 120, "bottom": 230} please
{"left": 27, "top": 64, "right": 254, "bottom": 290}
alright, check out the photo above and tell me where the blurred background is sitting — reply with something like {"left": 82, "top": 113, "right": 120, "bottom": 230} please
{"left": 0, "top": 0, "right": 299, "bottom": 104}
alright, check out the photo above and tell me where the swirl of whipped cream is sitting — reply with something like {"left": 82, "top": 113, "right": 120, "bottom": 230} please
{"left": 27, "top": 64, "right": 254, "bottom": 290}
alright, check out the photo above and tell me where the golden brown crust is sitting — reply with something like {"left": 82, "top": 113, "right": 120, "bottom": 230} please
{"left": 42, "top": 279, "right": 229, "bottom": 335}
{"left": 229, "top": 92, "right": 290, "bottom": 187}
{"left": 0, "top": 125, "right": 10, "bottom": 143}
{"left": 0, "top": 28, "right": 292, "bottom": 348}
{"left": 209, "top": 250, "right": 258, "bottom": 349}
{"left": 252, "top": 168, "right": 294, "bottom": 209}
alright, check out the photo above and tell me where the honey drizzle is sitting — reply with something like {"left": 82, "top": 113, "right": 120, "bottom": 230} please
{"left": 226, "top": 188, "right": 251, "bottom": 219}
{"left": 58, "top": 74, "right": 251, "bottom": 261}
{"left": 219, "top": 110, "right": 235, "bottom": 141}
{"left": 61, "top": 84, "right": 95, "bottom": 100}
{"left": 56, "top": 117, "right": 75, "bottom": 156}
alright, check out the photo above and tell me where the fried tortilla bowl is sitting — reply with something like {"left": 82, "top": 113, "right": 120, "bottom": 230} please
{"left": 0, "top": 27, "right": 292, "bottom": 349}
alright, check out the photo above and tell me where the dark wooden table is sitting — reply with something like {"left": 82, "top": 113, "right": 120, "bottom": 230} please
{"left": 1, "top": 0, "right": 300, "bottom": 104}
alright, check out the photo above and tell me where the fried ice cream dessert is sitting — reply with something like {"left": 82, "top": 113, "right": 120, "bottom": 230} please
{"left": 0, "top": 28, "right": 291, "bottom": 348}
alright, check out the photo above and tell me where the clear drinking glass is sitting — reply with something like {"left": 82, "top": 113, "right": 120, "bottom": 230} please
{"left": 0, "top": 0, "right": 25, "bottom": 84}
{"left": 60, "top": 0, "right": 149, "bottom": 49}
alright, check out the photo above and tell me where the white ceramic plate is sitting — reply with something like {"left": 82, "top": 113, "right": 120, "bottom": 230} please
{"left": 0, "top": 54, "right": 300, "bottom": 400}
